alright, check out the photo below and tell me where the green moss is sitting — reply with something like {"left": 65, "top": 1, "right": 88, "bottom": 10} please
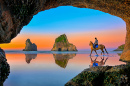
{"left": 55, "top": 34, "right": 68, "bottom": 43}
{"left": 118, "top": 44, "right": 125, "bottom": 50}
{"left": 65, "top": 65, "right": 130, "bottom": 86}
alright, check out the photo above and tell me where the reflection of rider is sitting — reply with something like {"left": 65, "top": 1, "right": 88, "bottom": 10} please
{"left": 89, "top": 56, "right": 108, "bottom": 68}
{"left": 93, "top": 37, "right": 98, "bottom": 49}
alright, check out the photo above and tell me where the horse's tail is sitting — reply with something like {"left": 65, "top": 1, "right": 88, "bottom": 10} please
{"left": 104, "top": 46, "right": 108, "bottom": 54}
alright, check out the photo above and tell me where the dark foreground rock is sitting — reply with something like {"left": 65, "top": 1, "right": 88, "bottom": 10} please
{"left": 0, "top": 48, "right": 10, "bottom": 86}
{"left": 65, "top": 64, "right": 130, "bottom": 86}
{"left": 51, "top": 34, "right": 77, "bottom": 51}
{"left": 23, "top": 39, "right": 37, "bottom": 51}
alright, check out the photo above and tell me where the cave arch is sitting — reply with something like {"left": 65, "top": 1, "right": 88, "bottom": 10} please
{"left": 0, "top": 0, "right": 129, "bottom": 61}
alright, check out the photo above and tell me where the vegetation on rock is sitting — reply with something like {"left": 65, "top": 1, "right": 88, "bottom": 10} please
{"left": 65, "top": 64, "right": 130, "bottom": 86}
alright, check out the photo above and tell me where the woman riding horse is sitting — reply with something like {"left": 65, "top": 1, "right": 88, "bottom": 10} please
{"left": 89, "top": 41, "right": 108, "bottom": 56}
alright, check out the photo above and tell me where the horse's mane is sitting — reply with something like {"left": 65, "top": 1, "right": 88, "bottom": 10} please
{"left": 90, "top": 41, "right": 93, "bottom": 44}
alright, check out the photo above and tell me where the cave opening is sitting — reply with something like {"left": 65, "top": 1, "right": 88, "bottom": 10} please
{"left": 0, "top": 6, "right": 126, "bottom": 52}
{"left": 58, "top": 48, "right": 61, "bottom": 51}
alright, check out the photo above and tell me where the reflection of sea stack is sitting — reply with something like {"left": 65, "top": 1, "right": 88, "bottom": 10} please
{"left": 114, "top": 44, "right": 124, "bottom": 51}
{"left": 51, "top": 34, "right": 77, "bottom": 51}
{"left": 23, "top": 39, "right": 37, "bottom": 51}
{"left": 53, "top": 54, "right": 76, "bottom": 68}
{"left": 25, "top": 54, "right": 37, "bottom": 64}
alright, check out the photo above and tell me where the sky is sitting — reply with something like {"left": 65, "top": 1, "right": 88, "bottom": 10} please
{"left": 0, "top": 6, "right": 126, "bottom": 50}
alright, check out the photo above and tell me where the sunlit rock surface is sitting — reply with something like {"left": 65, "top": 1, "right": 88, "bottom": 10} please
{"left": 53, "top": 53, "right": 76, "bottom": 68}
{"left": 23, "top": 39, "right": 37, "bottom": 51}
{"left": 0, "top": 48, "right": 10, "bottom": 86}
{"left": 51, "top": 34, "right": 77, "bottom": 51}
{"left": 0, "top": 0, "right": 129, "bottom": 61}
{"left": 65, "top": 64, "right": 130, "bottom": 86}
{"left": 25, "top": 54, "right": 37, "bottom": 64}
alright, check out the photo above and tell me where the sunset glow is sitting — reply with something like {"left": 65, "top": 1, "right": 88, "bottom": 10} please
{"left": 0, "top": 6, "right": 126, "bottom": 50}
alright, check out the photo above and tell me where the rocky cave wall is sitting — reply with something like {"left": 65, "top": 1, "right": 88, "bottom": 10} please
{"left": 0, "top": 0, "right": 130, "bottom": 61}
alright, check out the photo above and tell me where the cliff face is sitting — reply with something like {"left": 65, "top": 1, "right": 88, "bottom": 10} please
{"left": 0, "top": 0, "right": 129, "bottom": 61}
{"left": 23, "top": 39, "right": 37, "bottom": 51}
{"left": 51, "top": 34, "right": 77, "bottom": 51}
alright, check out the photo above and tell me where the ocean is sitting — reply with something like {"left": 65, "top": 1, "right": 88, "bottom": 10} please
{"left": 3, "top": 50, "right": 125, "bottom": 86}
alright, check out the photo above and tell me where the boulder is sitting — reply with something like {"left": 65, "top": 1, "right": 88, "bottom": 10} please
{"left": 0, "top": 48, "right": 10, "bottom": 86}
{"left": 65, "top": 64, "right": 130, "bottom": 86}
{"left": 51, "top": 34, "right": 77, "bottom": 51}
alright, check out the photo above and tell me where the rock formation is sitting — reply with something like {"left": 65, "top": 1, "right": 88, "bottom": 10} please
{"left": 114, "top": 44, "right": 125, "bottom": 51}
{"left": 51, "top": 34, "right": 77, "bottom": 51}
{"left": 53, "top": 53, "right": 76, "bottom": 68}
{"left": 0, "top": 48, "right": 10, "bottom": 86}
{"left": 25, "top": 54, "right": 37, "bottom": 64}
{"left": 65, "top": 64, "right": 130, "bottom": 86}
{"left": 23, "top": 39, "right": 37, "bottom": 51}
{"left": 0, "top": 0, "right": 129, "bottom": 61}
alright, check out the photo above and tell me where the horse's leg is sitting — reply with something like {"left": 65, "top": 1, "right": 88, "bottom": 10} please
{"left": 102, "top": 50, "right": 104, "bottom": 55}
{"left": 94, "top": 50, "right": 98, "bottom": 55}
{"left": 101, "top": 51, "right": 102, "bottom": 55}
{"left": 90, "top": 50, "right": 93, "bottom": 56}
{"left": 101, "top": 49, "right": 104, "bottom": 55}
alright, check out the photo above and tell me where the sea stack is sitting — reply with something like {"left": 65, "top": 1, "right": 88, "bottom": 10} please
{"left": 51, "top": 34, "right": 77, "bottom": 51}
{"left": 23, "top": 39, "right": 37, "bottom": 51}
{"left": 114, "top": 44, "right": 125, "bottom": 51}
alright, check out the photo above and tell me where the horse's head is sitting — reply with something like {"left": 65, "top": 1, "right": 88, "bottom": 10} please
{"left": 89, "top": 41, "right": 93, "bottom": 46}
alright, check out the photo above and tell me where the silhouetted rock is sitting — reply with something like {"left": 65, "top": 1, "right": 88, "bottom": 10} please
{"left": 53, "top": 53, "right": 76, "bottom": 68}
{"left": 114, "top": 44, "right": 125, "bottom": 51}
{"left": 51, "top": 34, "right": 77, "bottom": 51}
{"left": 25, "top": 54, "right": 37, "bottom": 64}
{"left": 65, "top": 64, "right": 130, "bottom": 86}
{"left": 23, "top": 39, "right": 37, "bottom": 51}
{"left": 0, "top": 48, "right": 10, "bottom": 86}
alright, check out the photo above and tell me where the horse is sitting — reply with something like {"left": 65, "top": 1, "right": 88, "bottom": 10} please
{"left": 89, "top": 41, "right": 108, "bottom": 56}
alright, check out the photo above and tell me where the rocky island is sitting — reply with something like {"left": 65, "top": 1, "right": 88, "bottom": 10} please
{"left": 23, "top": 39, "right": 37, "bottom": 51}
{"left": 114, "top": 44, "right": 125, "bottom": 51}
{"left": 51, "top": 34, "right": 77, "bottom": 51}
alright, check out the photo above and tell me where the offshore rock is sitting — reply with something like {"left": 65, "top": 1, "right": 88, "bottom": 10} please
{"left": 23, "top": 39, "right": 37, "bottom": 51}
{"left": 65, "top": 64, "right": 130, "bottom": 86}
{"left": 0, "top": 48, "right": 10, "bottom": 86}
{"left": 51, "top": 34, "right": 77, "bottom": 51}
{"left": 114, "top": 44, "right": 125, "bottom": 51}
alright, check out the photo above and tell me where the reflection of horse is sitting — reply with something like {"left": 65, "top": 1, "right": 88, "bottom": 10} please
{"left": 89, "top": 56, "right": 108, "bottom": 68}
{"left": 89, "top": 41, "right": 108, "bottom": 55}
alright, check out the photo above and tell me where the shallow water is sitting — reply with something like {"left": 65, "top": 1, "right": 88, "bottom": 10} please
{"left": 3, "top": 50, "right": 125, "bottom": 86}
